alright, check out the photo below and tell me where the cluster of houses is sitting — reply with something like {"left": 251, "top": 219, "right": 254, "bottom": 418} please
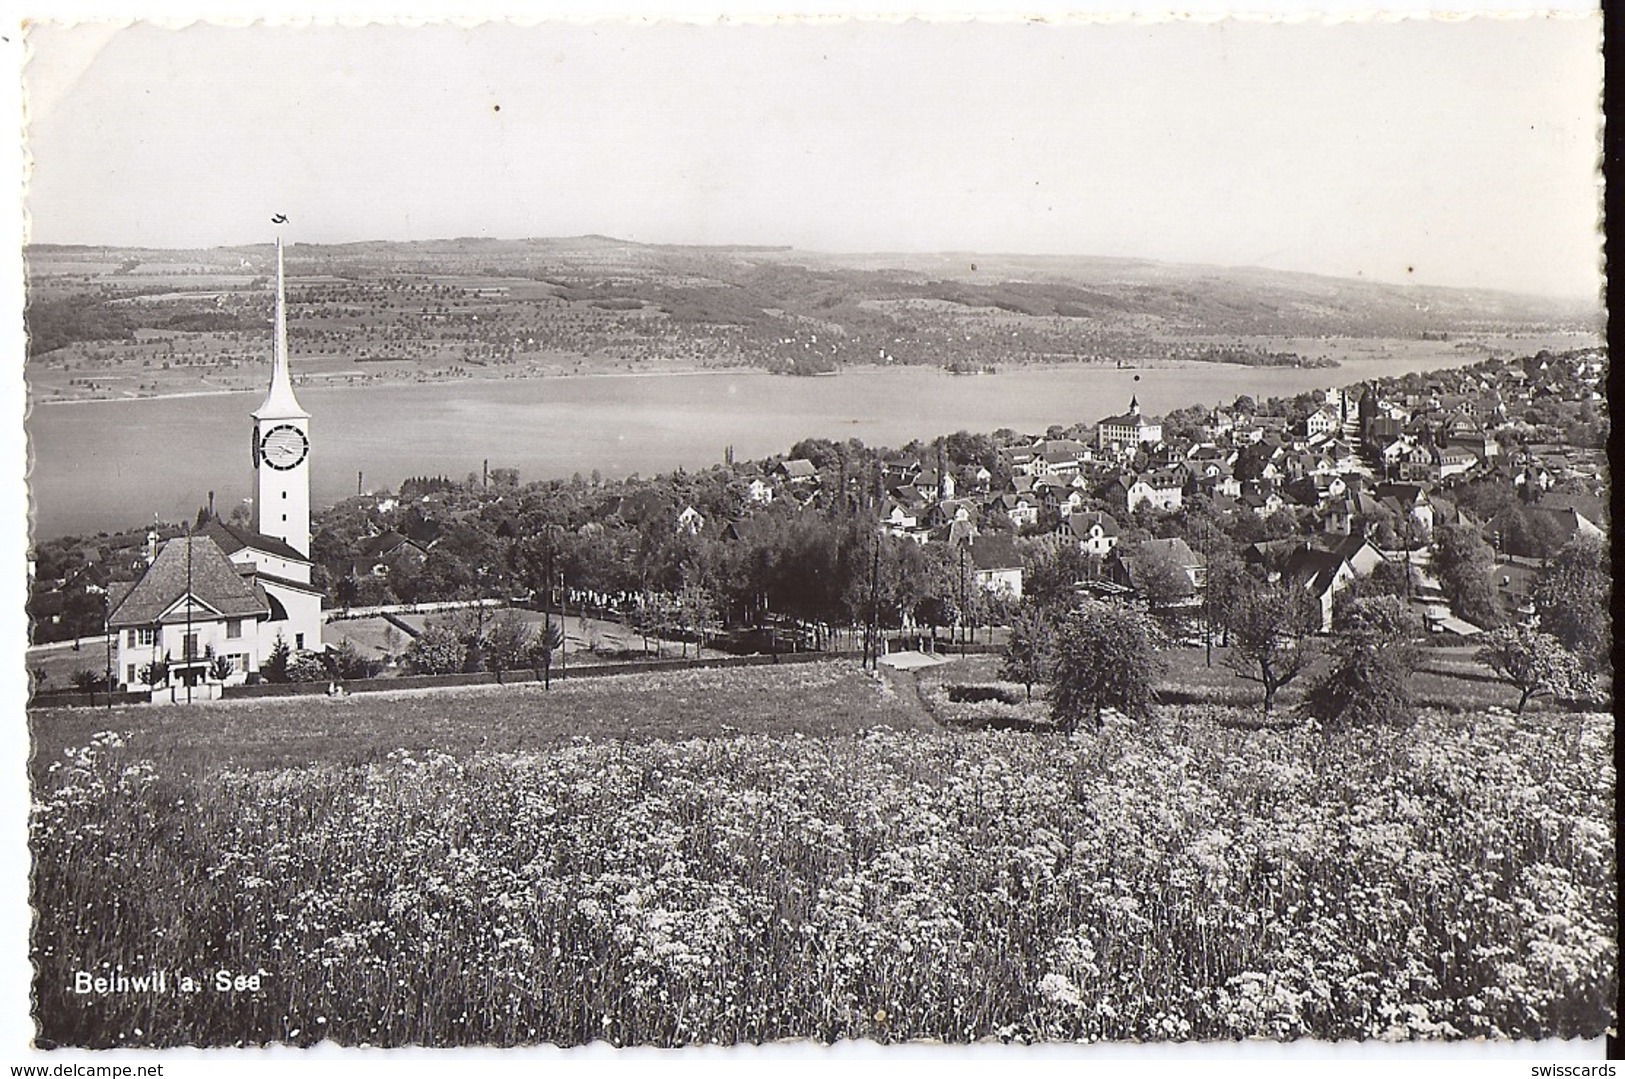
{"left": 31, "top": 345, "right": 1607, "bottom": 672}
{"left": 739, "top": 348, "right": 1607, "bottom": 634}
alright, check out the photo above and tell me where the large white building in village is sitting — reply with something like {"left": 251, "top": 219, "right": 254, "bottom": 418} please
{"left": 107, "top": 237, "right": 323, "bottom": 696}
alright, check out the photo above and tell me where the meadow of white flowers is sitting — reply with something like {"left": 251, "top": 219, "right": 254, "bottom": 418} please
{"left": 31, "top": 705, "right": 1614, "bottom": 1046}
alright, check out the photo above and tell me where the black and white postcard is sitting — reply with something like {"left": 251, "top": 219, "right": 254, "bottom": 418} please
{"left": 9, "top": 5, "right": 1612, "bottom": 1071}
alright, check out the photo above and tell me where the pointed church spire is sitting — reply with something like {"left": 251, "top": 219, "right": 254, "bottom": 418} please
{"left": 1129, "top": 394, "right": 1141, "bottom": 416}
{"left": 253, "top": 236, "right": 309, "bottom": 420}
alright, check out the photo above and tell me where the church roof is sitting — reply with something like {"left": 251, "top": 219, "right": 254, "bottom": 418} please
{"left": 253, "top": 570, "right": 326, "bottom": 596}
{"left": 108, "top": 534, "right": 270, "bottom": 629}
{"left": 200, "top": 519, "right": 309, "bottom": 564}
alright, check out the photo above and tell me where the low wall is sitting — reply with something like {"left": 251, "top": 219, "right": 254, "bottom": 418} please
{"left": 27, "top": 689, "right": 150, "bottom": 710}
{"left": 218, "top": 649, "right": 835, "bottom": 701}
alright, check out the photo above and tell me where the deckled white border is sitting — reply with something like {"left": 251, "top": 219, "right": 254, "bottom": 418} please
{"left": 4, "top": 7, "right": 1609, "bottom": 1074}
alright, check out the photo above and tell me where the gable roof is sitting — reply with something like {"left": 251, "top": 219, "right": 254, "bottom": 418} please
{"left": 201, "top": 519, "right": 310, "bottom": 564}
{"left": 356, "top": 530, "right": 424, "bottom": 560}
{"left": 1284, "top": 546, "right": 1349, "bottom": 598}
{"left": 966, "top": 533, "right": 1022, "bottom": 571}
{"left": 108, "top": 534, "right": 270, "bottom": 628}
{"left": 1099, "top": 409, "right": 1155, "bottom": 430}
{"left": 1135, "top": 536, "right": 1204, "bottom": 568}
{"left": 1063, "top": 510, "right": 1120, "bottom": 540}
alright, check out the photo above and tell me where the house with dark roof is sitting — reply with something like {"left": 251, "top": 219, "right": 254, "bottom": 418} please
{"left": 1525, "top": 497, "right": 1607, "bottom": 547}
{"left": 350, "top": 530, "right": 431, "bottom": 579}
{"left": 1058, "top": 509, "right": 1120, "bottom": 559}
{"left": 108, "top": 534, "right": 272, "bottom": 691}
{"left": 1283, "top": 545, "right": 1355, "bottom": 632}
{"left": 1108, "top": 537, "right": 1206, "bottom": 604}
{"left": 944, "top": 530, "right": 1024, "bottom": 600}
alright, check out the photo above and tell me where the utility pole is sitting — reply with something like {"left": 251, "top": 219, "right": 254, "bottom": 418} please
{"left": 545, "top": 529, "right": 557, "bottom": 683}
{"left": 866, "top": 531, "right": 881, "bottom": 669}
{"left": 958, "top": 541, "right": 968, "bottom": 658}
{"left": 1404, "top": 513, "right": 1414, "bottom": 600}
{"left": 185, "top": 524, "right": 193, "bottom": 705}
{"left": 103, "top": 593, "right": 112, "bottom": 711}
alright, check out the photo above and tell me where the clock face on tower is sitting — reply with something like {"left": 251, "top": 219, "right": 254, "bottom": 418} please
{"left": 259, "top": 424, "right": 309, "bottom": 471}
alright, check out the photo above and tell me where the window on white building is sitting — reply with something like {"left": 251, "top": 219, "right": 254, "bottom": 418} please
{"left": 226, "top": 619, "right": 242, "bottom": 639}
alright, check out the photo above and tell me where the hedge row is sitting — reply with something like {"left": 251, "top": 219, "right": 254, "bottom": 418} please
{"left": 218, "top": 649, "right": 836, "bottom": 700}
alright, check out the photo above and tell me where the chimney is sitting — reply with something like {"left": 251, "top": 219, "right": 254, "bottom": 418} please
{"left": 145, "top": 528, "right": 159, "bottom": 566}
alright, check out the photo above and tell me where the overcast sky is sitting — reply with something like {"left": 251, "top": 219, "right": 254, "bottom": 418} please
{"left": 23, "top": 16, "right": 1603, "bottom": 299}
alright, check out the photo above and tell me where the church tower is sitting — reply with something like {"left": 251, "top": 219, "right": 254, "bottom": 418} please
{"left": 251, "top": 236, "right": 312, "bottom": 558}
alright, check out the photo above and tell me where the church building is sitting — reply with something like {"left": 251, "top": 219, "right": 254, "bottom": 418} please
{"left": 108, "top": 236, "right": 323, "bottom": 695}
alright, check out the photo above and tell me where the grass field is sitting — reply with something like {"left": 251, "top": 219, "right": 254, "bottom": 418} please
{"left": 323, "top": 610, "right": 735, "bottom": 666}
{"left": 917, "top": 644, "right": 1599, "bottom": 728}
{"left": 28, "top": 654, "right": 1616, "bottom": 1046}
{"left": 28, "top": 661, "right": 929, "bottom": 781}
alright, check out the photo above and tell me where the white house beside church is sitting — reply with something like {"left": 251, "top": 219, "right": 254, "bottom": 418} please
{"left": 108, "top": 236, "right": 323, "bottom": 695}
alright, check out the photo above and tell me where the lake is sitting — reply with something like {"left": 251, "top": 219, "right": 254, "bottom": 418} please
{"left": 29, "top": 353, "right": 1491, "bottom": 541}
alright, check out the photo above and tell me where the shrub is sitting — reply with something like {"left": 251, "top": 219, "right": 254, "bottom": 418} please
{"left": 403, "top": 623, "right": 468, "bottom": 676}
{"left": 481, "top": 610, "right": 533, "bottom": 683}
{"left": 946, "top": 683, "right": 1024, "bottom": 705}
{"left": 284, "top": 652, "right": 329, "bottom": 684}
{"left": 1299, "top": 596, "right": 1420, "bottom": 731}
{"left": 1049, "top": 599, "right": 1164, "bottom": 733}
{"left": 326, "top": 640, "right": 383, "bottom": 681}
{"left": 141, "top": 653, "right": 172, "bottom": 687}
{"left": 261, "top": 636, "right": 291, "bottom": 683}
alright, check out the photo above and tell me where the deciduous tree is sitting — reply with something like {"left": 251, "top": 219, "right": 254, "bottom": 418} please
{"left": 1476, "top": 623, "right": 1592, "bottom": 715}
{"left": 1299, "top": 596, "right": 1420, "bottom": 731}
{"left": 999, "top": 601, "right": 1056, "bottom": 702}
{"left": 1049, "top": 600, "right": 1164, "bottom": 733}
{"left": 1431, "top": 523, "right": 1503, "bottom": 628}
{"left": 1532, "top": 536, "right": 1611, "bottom": 674}
{"left": 481, "top": 610, "right": 533, "bottom": 684}
{"left": 1222, "top": 583, "right": 1320, "bottom": 715}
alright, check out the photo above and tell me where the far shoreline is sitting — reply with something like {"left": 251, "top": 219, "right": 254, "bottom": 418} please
{"left": 25, "top": 355, "right": 1361, "bottom": 409}
{"left": 28, "top": 325, "right": 1604, "bottom": 409}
